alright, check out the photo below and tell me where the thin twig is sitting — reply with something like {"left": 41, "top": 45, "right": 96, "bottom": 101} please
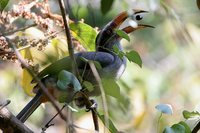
{"left": 90, "top": 101, "right": 99, "bottom": 131}
{"left": 57, "top": 0, "right": 80, "bottom": 78}
{"left": 0, "top": 24, "right": 37, "bottom": 36}
{"left": 42, "top": 104, "right": 67, "bottom": 132}
{"left": 17, "top": 29, "right": 64, "bottom": 51}
{"left": 0, "top": 100, "right": 11, "bottom": 110}
{"left": 5, "top": 37, "right": 67, "bottom": 121}
{"left": 57, "top": 1, "right": 80, "bottom": 132}
{"left": 72, "top": 123, "right": 98, "bottom": 133}
{"left": 64, "top": 0, "right": 77, "bottom": 22}
{"left": 89, "top": 61, "right": 108, "bottom": 132}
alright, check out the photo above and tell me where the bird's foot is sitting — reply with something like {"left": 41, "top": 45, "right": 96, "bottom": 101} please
{"left": 85, "top": 99, "right": 98, "bottom": 112}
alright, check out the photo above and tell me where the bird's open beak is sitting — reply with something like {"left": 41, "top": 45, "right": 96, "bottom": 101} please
{"left": 109, "top": 9, "right": 149, "bottom": 29}
{"left": 122, "top": 24, "right": 155, "bottom": 34}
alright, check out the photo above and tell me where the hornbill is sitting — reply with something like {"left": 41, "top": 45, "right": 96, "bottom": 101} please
{"left": 16, "top": 9, "right": 153, "bottom": 123}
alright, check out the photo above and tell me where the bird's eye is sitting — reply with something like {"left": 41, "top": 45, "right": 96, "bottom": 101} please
{"left": 135, "top": 15, "right": 143, "bottom": 21}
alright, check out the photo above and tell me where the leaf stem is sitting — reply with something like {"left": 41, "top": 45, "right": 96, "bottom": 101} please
{"left": 157, "top": 112, "right": 163, "bottom": 133}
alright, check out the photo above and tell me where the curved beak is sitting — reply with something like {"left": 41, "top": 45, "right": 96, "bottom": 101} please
{"left": 122, "top": 24, "right": 155, "bottom": 34}
{"left": 96, "top": 9, "right": 153, "bottom": 47}
{"left": 109, "top": 9, "right": 148, "bottom": 29}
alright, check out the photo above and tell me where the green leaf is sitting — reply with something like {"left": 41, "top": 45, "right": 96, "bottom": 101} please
{"left": 101, "top": 0, "right": 114, "bottom": 15}
{"left": 92, "top": 61, "right": 102, "bottom": 69}
{"left": 57, "top": 70, "right": 81, "bottom": 91}
{"left": 83, "top": 81, "right": 94, "bottom": 92}
{"left": 155, "top": 104, "right": 173, "bottom": 115}
{"left": 113, "top": 45, "right": 120, "bottom": 53}
{"left": 0, "top": 0, "right": 9, "bottom": 12}
{"left": 97, "top": 113, "right": 118, "bottom": 133}
{"left": 57, "top": 70, "right": 82, "bottom": 103}
{"left": 70, "top": 22, "right": 97, "bottom": 51}
{"left": 182, "top": 110, "right": 200, "bottom": 119}
{"left": 178, "top": 121, "right": 191, "bottom": 133}
{"left": 125, "top": 50, "right": 142, "bottom": 67}
{"left": 163, "top": 124, "right": 185, "bottom": 133}
{"left": 113, "top": 45, "right": 125, "bottom": 59}
{"left": 163, "top": 121, "right": 191, "bottom": 133}
{"left": 116, "top": 30, "right": 130, "bottom": 42}
{"left": 102, "top": 78, "right": 120, "bottom": 99}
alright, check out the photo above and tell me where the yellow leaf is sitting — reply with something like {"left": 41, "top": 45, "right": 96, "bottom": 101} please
{"left": 20, "top": 49, "right": 35, "bottom": 96}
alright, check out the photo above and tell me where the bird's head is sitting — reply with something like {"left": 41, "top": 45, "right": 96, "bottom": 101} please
{"left": 95, "top": 9, "right": 154, "bottom": 51}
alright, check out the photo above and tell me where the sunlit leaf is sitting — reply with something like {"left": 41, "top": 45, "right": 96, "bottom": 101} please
{"left": 70, "top": 22, "right": 97, "bottom": 51}
{"left": 182, "top": 110, "right": 200, "bottom": 119}
{"left": 57, "top": 70, "right": 81, "bottom": 103}
{"left": 102, "top": 78, "right": 120, "bottom": 99}
{"left": 0, "top": 0, "right": 9, "bottom": 12}
{"left": 155, "top": 104, "right": 173, "bottom": 115}
{"left": 116, "top": 30, "right": 130, "bottom": 42}
{"left": 97, "top": 113, "right": 118, "bottom": 133}
{"left": 125, "top": 50, "right": 142, "bottom": 67}
{"left": 20, "top": 49, "right": 35, "bottom": 96}
{"left": 101, "top": 0, "right": 114, "bottom": 15}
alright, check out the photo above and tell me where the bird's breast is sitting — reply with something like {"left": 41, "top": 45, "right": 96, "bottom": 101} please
{"left": 102, "top": 55, "right": 127, "bottom": 79}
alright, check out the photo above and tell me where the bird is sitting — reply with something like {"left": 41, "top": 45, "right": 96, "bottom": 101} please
{"left": 16, "top": 9, "right": 153, "bottom": 123}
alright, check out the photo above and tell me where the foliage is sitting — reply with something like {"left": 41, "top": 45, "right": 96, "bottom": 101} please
{"left": 182, "top": 110, "right": 200, "bottom": 119}
{"left": 0, "top": 0, "right": 9, "bottom": 12}
{"left": 113, "top": 45, "right": 142, "bottom": 67}
{"left": 0, "top": 0, "right": 200, "bottom": 133}
{"left": 57, "top": 70, "right": 82, "bottom": 103}
{"left": 98, "top": 113, "right": 118, "bottom": 133}
{"left": 70, "top": 22, "right": 97, "bottom": 51}
{"left": 100, "top": 0, "right": 114, "bottom": 14}
{"left": 116, "top": 29, "right": 130, "bottom": 42}
{"left": 163, "top": 122, "right": 191, "bottom": 133}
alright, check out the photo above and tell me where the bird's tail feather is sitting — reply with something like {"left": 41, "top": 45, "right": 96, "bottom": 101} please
{"left": 16, "top": 91, "right": 42, "bottom": 123}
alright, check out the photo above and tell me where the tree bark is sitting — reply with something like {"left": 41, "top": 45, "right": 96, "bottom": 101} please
{"left": 0, "top": 106, "right": 33, "bottom": 133}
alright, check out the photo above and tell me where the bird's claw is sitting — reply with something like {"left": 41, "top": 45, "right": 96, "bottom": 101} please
{"left": 85, "top": 99, "right": 98, "bottom": 112}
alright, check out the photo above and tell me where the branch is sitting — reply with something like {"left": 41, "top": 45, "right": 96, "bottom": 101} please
{"left": 57, "top": 0, "right": 80, "bottom": 78}
{"left": 89, "top": 62, "right": 108, "bottom": 132}
{"left": 5, "top": 37, "right": 67, "bottom": 122}
{"left": 0, "top": 106, "right": 33, "bottom": 133}
{"left": 0, "top": 24, "right": 37, "bottom": 36}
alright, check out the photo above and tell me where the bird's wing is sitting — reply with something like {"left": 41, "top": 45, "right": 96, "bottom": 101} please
{"left": 75, "top": 51, "right": 114, "bottom": 68}
{"left": 34, "top": 51, "right": 114, "bottom": 81}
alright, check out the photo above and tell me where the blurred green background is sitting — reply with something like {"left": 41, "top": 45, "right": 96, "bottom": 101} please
{"left": 1, "top": 0, "right": 200, "bottom": 133}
